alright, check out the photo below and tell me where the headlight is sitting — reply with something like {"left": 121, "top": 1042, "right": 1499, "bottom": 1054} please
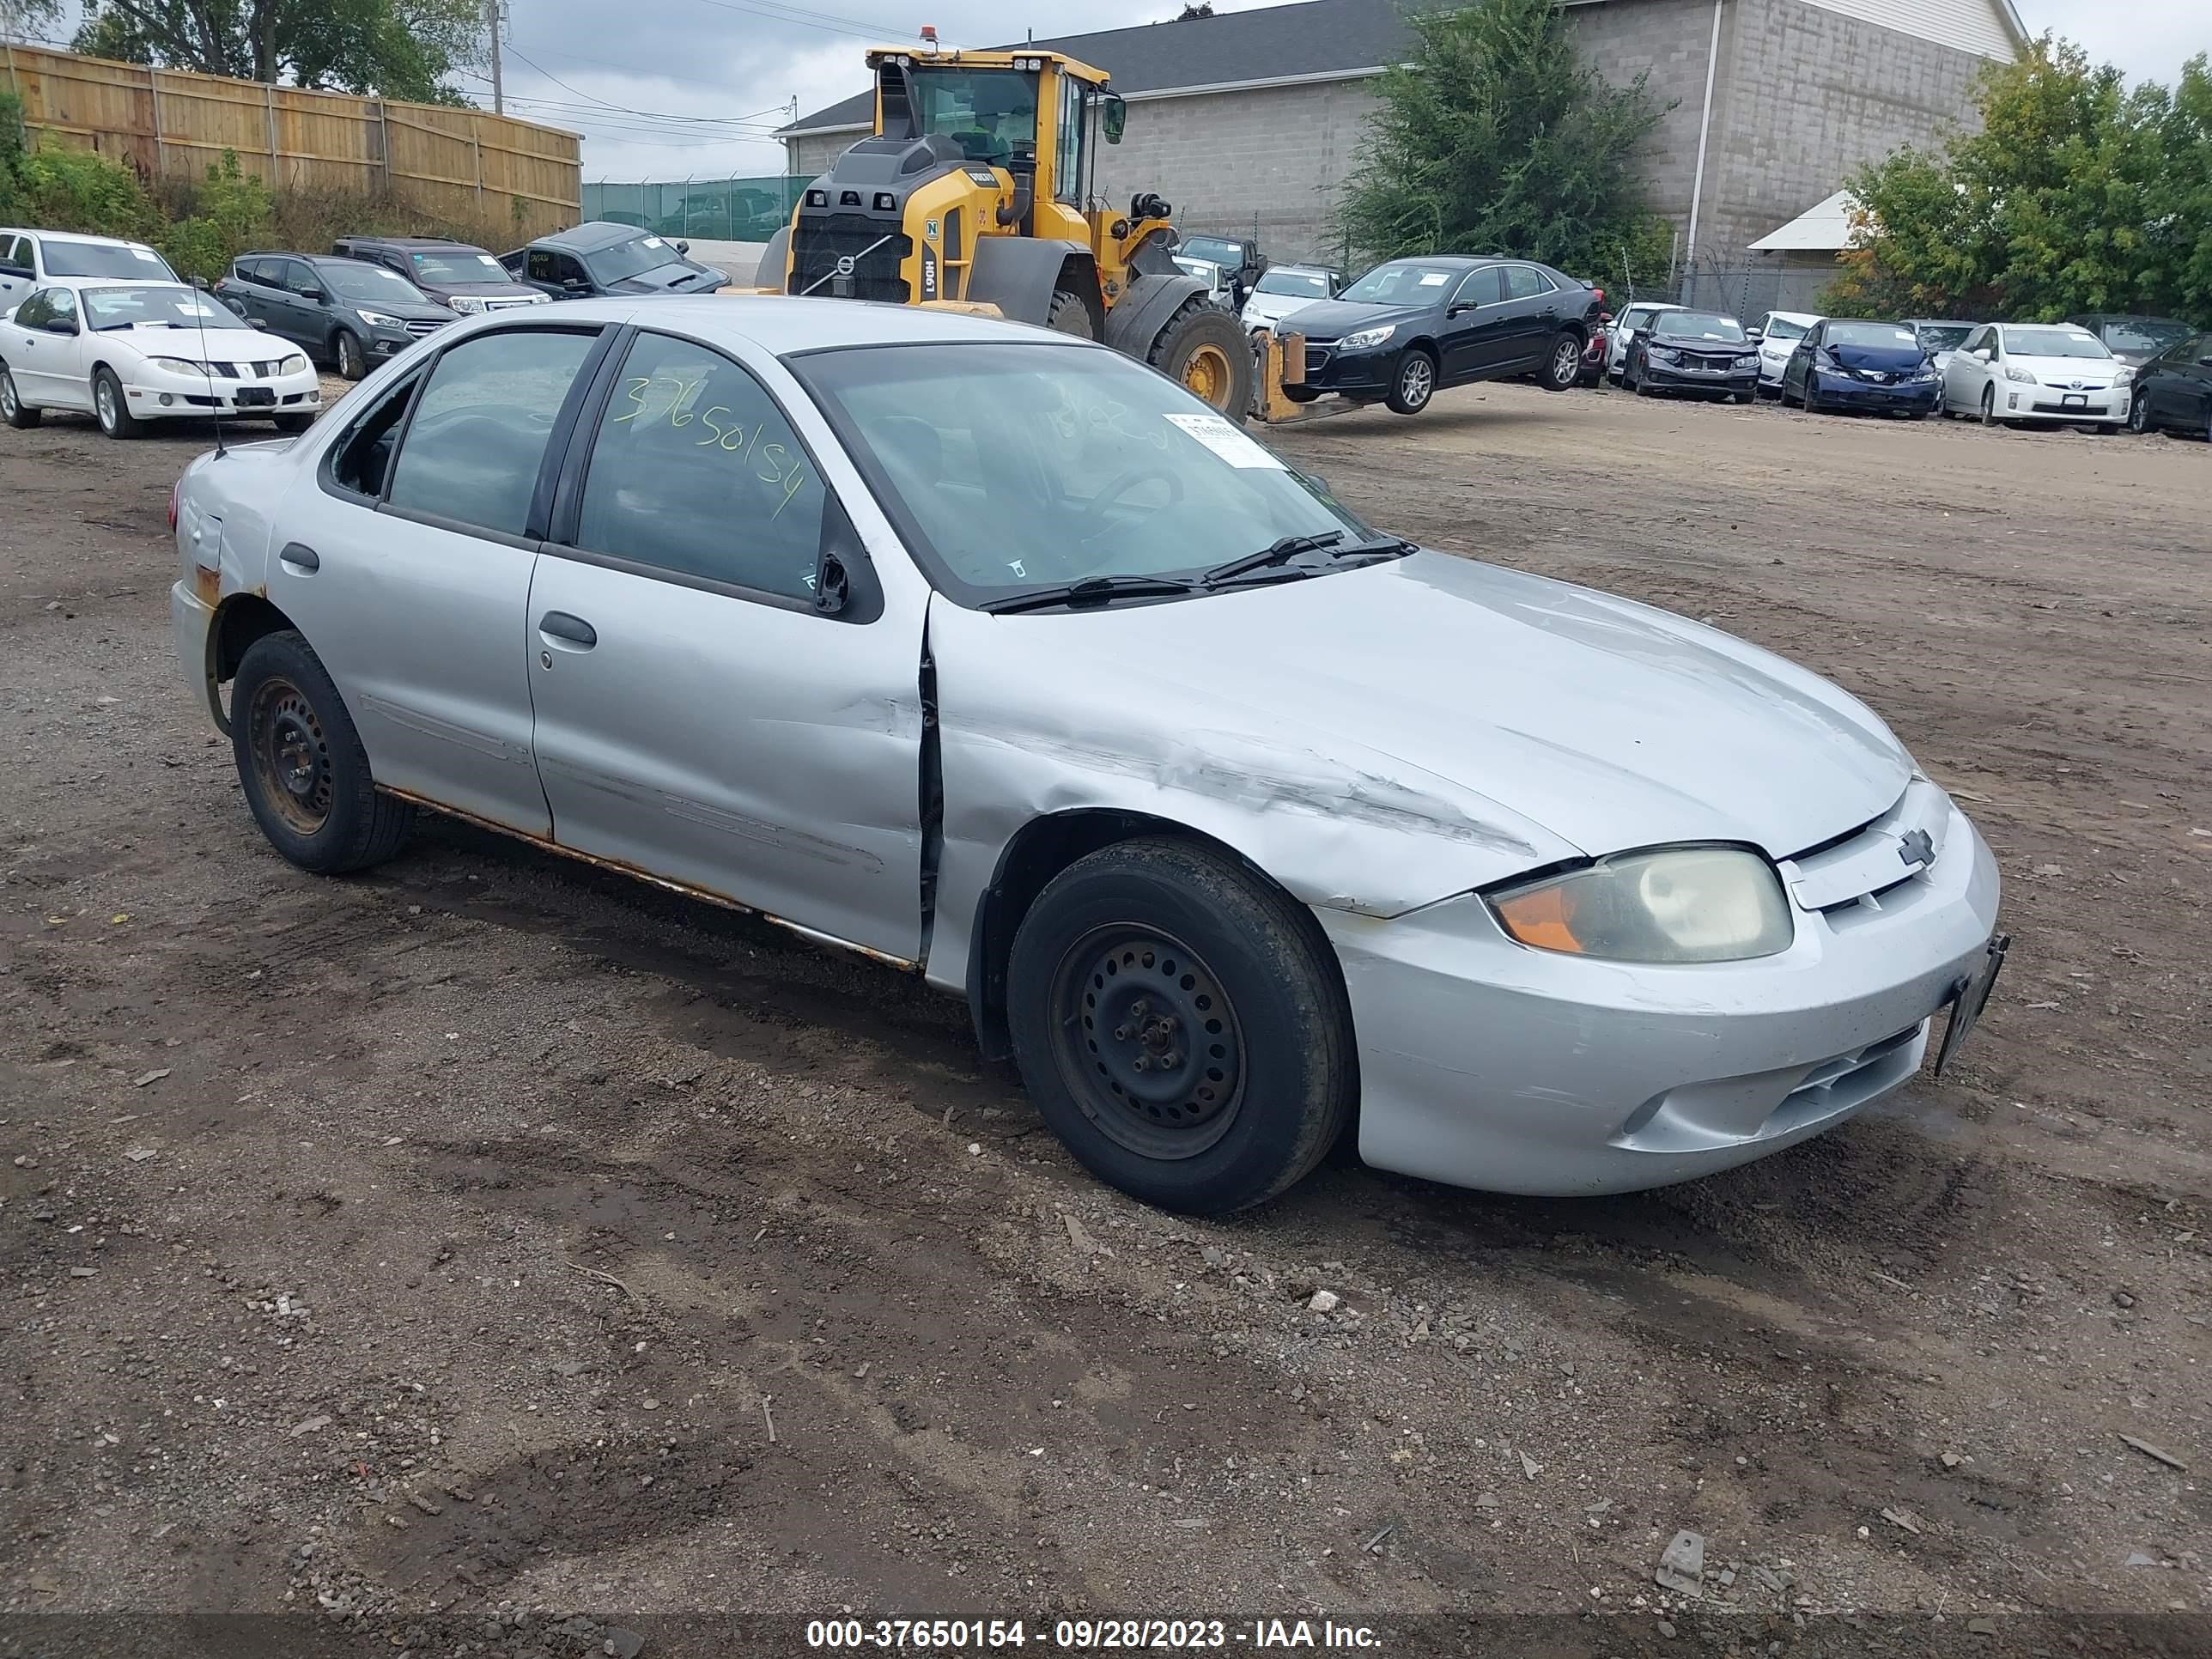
{"left": 356, "top": 309, "right": 403, "bottom": 329}
{"left": 1648, "top": 346, "right": 1680, "bottom": 364}
{"left": 449, "top": 295, "right": 486, "bottom": 313}
{"left": 1340, "top": 324, "right": 1396, "bottom": 350}
{"left": 278, "top": 354, "right": 309, "bottom": 374}
{"left": 2003, "top": 365, "right": 2037, "bottom": 384}
{"left": 1486, "top": 846, "right": 1793, "bottom": 963}
{"left": 148, "top": 356, "right": 209, "bottom": 375}
{"left": 2112, "top": 365, "right": 2135, "bottom": 384}
{"left": 1732, "top": 353, "right": 1759, "bottom": 371}
{"left": 527, "top": 291, "right": 551, "bottom": 305}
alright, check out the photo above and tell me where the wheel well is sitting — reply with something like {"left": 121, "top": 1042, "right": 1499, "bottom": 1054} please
{"left": 207, "top": 593, "right": 296, "bottom": 726}
{"left": 1055, "top": 253, "right": 1103, "bottom": 336}
{"left": 1401, "top": 337, "right": 1437, "bottom": 363}
{"left": 965, "top": 809, "right": 1317, "bottom": 1061}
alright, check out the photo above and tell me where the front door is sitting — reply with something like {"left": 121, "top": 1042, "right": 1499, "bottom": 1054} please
{"left": 1438, "top": 266, "right": 1506, "bottom": 380}
{"left": 265, "top": 323, "right": 612, "bottom": 836}
{"left": 15, "top": 288, "right": 91, "bottom": 408}
{"left": 526, "top": 327, "right": 927, "bottom": 961}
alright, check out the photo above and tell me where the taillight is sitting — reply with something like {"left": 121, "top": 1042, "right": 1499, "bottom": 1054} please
{"left": 167, "top": 479, "right": 179, "bottom": 533}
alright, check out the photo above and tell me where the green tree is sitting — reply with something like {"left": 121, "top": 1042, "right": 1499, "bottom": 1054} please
{"left": 1340, "top": 0, "right": 1670, "bottom": 280}
{"left": 1826, "top": 36, "right": 2210, "bottom": 324}
{"left": 71, "top": 0, "right": 483, "bottom": 102}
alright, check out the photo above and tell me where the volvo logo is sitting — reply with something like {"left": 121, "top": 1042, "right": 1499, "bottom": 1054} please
{"left": 835, "top": 254, "right": 856, "bottom": 276}
{"left": 1898, "top": 828, "right": 1936, "bottom": 869}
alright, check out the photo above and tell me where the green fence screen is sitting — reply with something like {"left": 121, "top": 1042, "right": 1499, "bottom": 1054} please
{"left": 580, "top": 176, "right": 811, "bottom": 242}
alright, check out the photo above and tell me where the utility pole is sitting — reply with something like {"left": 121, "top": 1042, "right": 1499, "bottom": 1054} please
{"left": 485, "top": 0, "right": 504, "bottom": 114}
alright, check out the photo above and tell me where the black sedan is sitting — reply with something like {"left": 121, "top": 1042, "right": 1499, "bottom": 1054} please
{"left": 1620, "top": 310, "right": 1762, "bottom": 401}
{"left": 1779, "top": 318, "right": 1941, "bottom": 417}
{"left": 2126, "top": 327, "right": 2212, "bottom": 441}
{"left": 1285, "top": 255, "right": 1602, "bottom": 415}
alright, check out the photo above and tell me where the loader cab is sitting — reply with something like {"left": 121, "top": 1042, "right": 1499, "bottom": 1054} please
{"left": 871, "top": 52, "right": 1104, "bottom": 217}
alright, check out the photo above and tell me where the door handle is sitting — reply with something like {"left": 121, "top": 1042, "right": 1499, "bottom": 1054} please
{"left": 276, "top": 542, "right": 319, "bottom": 573}
{"left": 538, "top": 611, "right": 597, "bottom": 648}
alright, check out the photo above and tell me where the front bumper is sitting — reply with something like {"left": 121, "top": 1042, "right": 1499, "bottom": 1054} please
{"left": 1811, "top": 371, "right": 1941, "bottom": 410}
{"left": 1997, "top": 383, "right": 2129, "bottom": 421}
{"left": 127, "top": 367, "right": 320, "bottom": 419}
{"left": 1298, "top": 341, "right": 1395, "bottom": 394}
{"left": 171, "top": 579, "right": 223, "bottom": 732}
{"left": 1321, "top": 801, "right": 2002, "bottom": 1196}
{"left": 1641, "top": 361, "right": 1759, "bottom": 395}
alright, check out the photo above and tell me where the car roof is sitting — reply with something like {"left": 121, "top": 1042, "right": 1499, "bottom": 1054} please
{"left": 9, "top": 228, "right": 158, "bottom": 250}
{"left": 1902, "top": 317, "right": 1971, "bottom": 325}
{"left": 1765, "top": 309, "right": 1821, "bottom": 321}
{"left": 494, "top": 294, "right": 1105, "bottom": 355}
{"left": 536, "top": 221, "right": 657, "bottom": 252}
{"left": 344, "top": 235, "right": 470, "bottom": 249}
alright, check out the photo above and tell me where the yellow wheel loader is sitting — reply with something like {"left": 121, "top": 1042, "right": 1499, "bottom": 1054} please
{"left": 757, "top": 44, "right": 1255, "bottom": 416}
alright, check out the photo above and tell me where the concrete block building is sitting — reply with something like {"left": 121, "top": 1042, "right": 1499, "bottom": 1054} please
{"left": 781, "top": 0, "right": 2026, "bottom": 284}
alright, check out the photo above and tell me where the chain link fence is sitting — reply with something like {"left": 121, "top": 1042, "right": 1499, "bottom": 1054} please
{"left": 580, "top": 175, "right": 811, "bottom": 242}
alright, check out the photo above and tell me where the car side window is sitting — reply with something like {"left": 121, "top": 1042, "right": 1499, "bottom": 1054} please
{"left": 328, "top": 371, "right": 422, "bottom": 499}
{"left": 44, "top": 288, "right": 78, "bottom": 331}
{"left": 287, "top": 260, "right": 320, "bottom": 295}
{"left": 1451, "top": 267, "right": 1504, "bottom": 308}
{"left": 385, "top": 329, "right": 601, "bottom": 538}
{"left": 14, "top": 287, "right": 52, "bottom": 328}
{"left": 1504, "top": 265, "right": 1553, "bottom": 300}
{"left": 1, "top": 235, "right": 24, "bottom": 269}
{"left": 558, "top": 253, "right": 587, "bottom": 287}
{"left": 527, "top": 249, "right": 557, "bottom": 283}
{"left": 572, "top": 331, "right": 827, "bottom": 604}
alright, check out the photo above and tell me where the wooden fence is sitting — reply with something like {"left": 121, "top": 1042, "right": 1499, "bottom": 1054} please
{"left": 0, "top": 43, "right": 581, "bottom": 239}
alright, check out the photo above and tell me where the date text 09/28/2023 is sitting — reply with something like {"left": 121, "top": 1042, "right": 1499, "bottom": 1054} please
{"left": 805, "top": 1617, "right": 1383, "bottom": 1649}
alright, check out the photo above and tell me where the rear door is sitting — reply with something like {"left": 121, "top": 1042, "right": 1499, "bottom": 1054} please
{"left": 1497, "top": 264, "right": 1562, "bottom": 368}
{"left": 526, "top": 326, "right": 927, "bottom": 961}
{"left": 265, "top": 322, "right": 613, "bottom": 835}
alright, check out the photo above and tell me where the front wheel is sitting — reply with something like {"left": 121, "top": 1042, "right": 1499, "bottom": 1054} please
{"left": 230, "top": 629, "right": 413, "bottom": 874}
{"left": 0, "top": 363, "right": 40, "bottom": 428}
{"left": 1802, "top": 379, "right": 1823, "bottom": 416}
{"left": 1538, "top": 331, "right": 1582, "bottom": 392}
{"left": 1980, "top": 384, "right": 2002, "bottom": 427}
{"left": 333, "top": 328, "right": 368, "bottom": 381}
{"left": 92, "top": 367, "right": 140, "bottom": 439}
{"left": 1386, "top": 349, "right": 1436, "bottom": 415}
{"left": 1146, "top": 296, "right": 1253, "bottom": 417}
{"left": 1006, "top": 839, "right": 1354, "bottom": 1214}
{"left": 2127, "top": 396, "right": 2151, "bottom": 434}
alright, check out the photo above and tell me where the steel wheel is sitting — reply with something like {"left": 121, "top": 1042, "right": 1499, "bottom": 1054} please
{"left": 1181, "top": 341, "right": 1233, "bottom": 406}
{"left": 1048, "top": 924, "right": 1244, "bottom": 1161}
{"left": 246, "top": 675, "right": 335, "bottom": 837}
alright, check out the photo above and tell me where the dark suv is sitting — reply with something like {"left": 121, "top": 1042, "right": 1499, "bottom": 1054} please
{"left": 215, "top": 252, "right": 456, "bottom": 380}
{"left": 499, "top": 222, "right": 726, "bottom": 299}
{"left": 328, "top": 235, "right": 550, "bottom": 316}
{"left": 1279, "top": 255, "right": 1602, "bottom": 415}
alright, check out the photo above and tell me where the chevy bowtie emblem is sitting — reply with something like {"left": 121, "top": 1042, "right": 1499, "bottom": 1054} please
{"left": 1899, "top": 828, "right": 1936, "bottom": 868}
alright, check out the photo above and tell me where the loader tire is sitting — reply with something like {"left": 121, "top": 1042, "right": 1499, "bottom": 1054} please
{"left": 1047, "top": 289, "right": 1096, "bottom": 339}
{"left": 1146, "top": 295, "right": 1254, "bottom": 418}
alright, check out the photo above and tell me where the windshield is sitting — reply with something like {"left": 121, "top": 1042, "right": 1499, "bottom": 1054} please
{"left": 792, "top": 343, "right": 1381, "bottom": 605}
{"left": 586, "top": 234, "right": 696, "bottom": 285}
{"left": 1913, "top": 323, "right": 1972, "bottom": 349}
{"left": 2006, "top": 327, "right": 2110, "bottom": 360}
{"left": 909, "top": 66, "right": 1037, "bottom": 167}
{"left": 1179, "top": 237, "right": 1243, "bottom": 268}
{"left": 1826, "top": 321, "right": 1920, "bottom": 349}
{"left": 409, "top": 248, "right": 514, "bottom": 285}
{"left": 1255, "top": 269, "right": 1330, "bottom": 298}
{"left": 319, "top": 262, "right": 428, "bottom": 303}
{"left": 1338, "top": 264, "right": 1462, "bottom": 305}
{"left": 45, "top": 239, "right": 177, "bottom": 280}
{"left": 1763, "top": 316, "right": 1811, "bottom": 341}
{"left": 1654, "top": 313, "right": 1747, "bottom": 343}
{"left": 2100, "top": 319, "right": 2190, "bottom": 355}
{"left": 81, "top": 285, "right": 247, "bottom": 331}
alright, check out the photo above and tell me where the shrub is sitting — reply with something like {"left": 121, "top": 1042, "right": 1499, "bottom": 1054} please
{"left": 13, "top": 143, "right": 157, "bottom": 239}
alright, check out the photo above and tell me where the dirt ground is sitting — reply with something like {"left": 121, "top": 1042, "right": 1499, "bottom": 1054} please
{"left": 1, "top": 375, "right": 2207, "bottom": 1659}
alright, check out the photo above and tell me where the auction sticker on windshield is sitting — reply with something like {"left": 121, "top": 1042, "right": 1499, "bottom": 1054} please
{"left": 1164, "top": 412, "right": 1283, "bottom": 469}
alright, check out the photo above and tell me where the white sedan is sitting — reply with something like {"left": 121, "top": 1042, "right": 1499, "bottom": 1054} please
{"left": 0, "top": 279, "right": 320, "bottom": 438}
{"left": 1605, "top": 301, "right": 1686, "bottom": 380}
{"left": 1753, "top": 309, "right": 1820, "bottom": 392}
{"left": 1940, "top": 321, "right": 2132, "bottom": 430}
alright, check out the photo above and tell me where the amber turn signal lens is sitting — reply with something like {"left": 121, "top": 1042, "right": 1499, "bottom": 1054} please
{"left": 1492, "top": 884, "right": 1584, "bottom": 954}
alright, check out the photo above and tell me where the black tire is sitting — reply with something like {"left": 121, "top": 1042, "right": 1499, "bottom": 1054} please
{"left": 1980, "top": 384, "right": 2001, "bottom": 427}
{"left": 1537, "top": 330, "right": 1583, "bottom": 392}
{"left": 273, "top": 411, "right": 315, "bottom": 434}
{"left": 1046, "top": 290, "right": 1094, "bottom": 340}
{"left": 92, "top": 367, "right": 140, "bottom": 439}
{"left": 1802, "top": 378, "right": 1822, "bottom": 416}
{"left": 1006, "top": 838, "right": 1354, "bottom": 1214}
{"left": 333, "top": 328, "right": 368, "bottom": 381}
{"left": 0, "top": 363, "right": 40, "bottom": 428}
{"left": 1280, "top": 384, "right": 1321, "bottom": 404}
{"left": 1385, "top": 349, "right": 1437, "bottom": 415}
{"left": 1145, "top": 295, "right": 1253, "bottom": 417}
{"left": 230, "top": 629, "right": 413, "bottom": 875}
{"left": 2127, "top": 394, "right": 2151, "bottom": 435}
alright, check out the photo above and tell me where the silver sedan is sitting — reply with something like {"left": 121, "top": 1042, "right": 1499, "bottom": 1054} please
{"left": 169, "top": 297, "right": 2005, "bottom": 1213}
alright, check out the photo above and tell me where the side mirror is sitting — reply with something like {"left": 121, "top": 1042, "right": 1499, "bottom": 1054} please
{"left": 676, "top": 240, "right": 690, "bottom": 256}
{"left": 300, "top": 288, "right": 325, "bottom": 303}
{"left": 0, "top": 263, "right": 29, "bottom": 279}
{"left": 43, "top": 315, "right": 80, "bottom": 336}
{"left": 1972, "top": 348, "right": 1992, "bottom": 362}
{"left": 1101, "top": 91, "right": 1127, "bottom": 145}
{"left": 1745, "top": 329, "right": 1764, "bottom": 343}
{"left": 248, "top": 318, "right": 270, "bottom": 330}
{"left": 2197, "top": 355, "right": 2212, "bottom": 368}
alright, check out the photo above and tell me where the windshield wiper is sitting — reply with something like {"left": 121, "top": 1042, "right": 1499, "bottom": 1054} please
{"left": 1201, "top": 532, "right": 1418, "bottom": 586}
{"left": 979, "top": 574, "right": 1201, "bottom": 615}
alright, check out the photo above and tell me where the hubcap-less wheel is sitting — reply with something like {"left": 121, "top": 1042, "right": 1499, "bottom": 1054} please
{"left": 337, "top": 332, "right": 365, "bottom": 380}
{"left": 1181, "top": 342, "right": 1232, "bottom": 406}
{"left": 1, "top": 374, "right": 15, "bottom": 418}
{"left": 1399, "top": 356, "right": 1432, "bottom": 408}
{"left": 1550, "top": 337, "right": 1579, "bottom": 387}
{"left": 247, "top": 676, "right": 334, "bottom": 836}
{"left": 1049, "top": 926, "right": 1243, "bottom": 1161}
{"left": 1981, "top": 385, "right": 1999, "bottom": 426}
{"left": 96, "top": 379, "right": 118, "bottom": 431}
{"left": 2129, "top": 395, "right": 2148, "bottom": 434}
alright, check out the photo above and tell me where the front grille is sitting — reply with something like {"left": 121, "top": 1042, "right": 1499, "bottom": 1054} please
{"left": 404, "top": 318, "right": 448, "bottom": 337}
{"left": 201, "top": 361, "right": 284, "bottom": 380}
{"left": 787, "top": 212, "right": 911, "bottom": 302}
{"left": 481, "top": 296, "right": 538, "bottom": 311}
{"left": 1304, "top": 346, "right": 1332, "bottom": 374}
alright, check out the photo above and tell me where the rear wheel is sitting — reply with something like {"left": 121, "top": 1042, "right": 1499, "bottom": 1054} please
{"left": 231, "top": 630, "right": 413, "bottom": 874}
{"left": 92, "top": 368, "right": 141, "bottom": 439}
{"left": 333, "top": 328, "right": 368, "bottom": 381}
{"left": 1006, "top": 838, "right": 1353, "bottom": 1214}
{"left": 1146, "top": 296, "right": 1253, "bottom": 417}
{"left": 1386, "top": 349, "right": 1436, "bottom": 415}
{"left": 1046, "top": 289, "right": 1094, "bottom": 340}
{"left": 0, "top": 364, "right": 40, "bottom": 428}
{"left": 1538, "top": 331, "right": 1582, "bottom": 392}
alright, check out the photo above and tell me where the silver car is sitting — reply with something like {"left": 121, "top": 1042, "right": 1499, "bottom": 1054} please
{"left": 169, "top": 297, "right": 2005, "bottom": 1214}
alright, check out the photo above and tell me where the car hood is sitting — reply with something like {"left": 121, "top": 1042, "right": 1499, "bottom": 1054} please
{"left": 1243, "top": 294, "right": 1323, "bottom": 324}
{"left": 2011, "top": 353, "right": 2122, "bottom": 381}
{"left": 602, "top": 262, "right": 725, "bottom": 294}
{"left": 343, "top": 295, "right": 455, "bottom": 321}
{"left": 428, "top": 281, "right": 539, "bottom": 300}
{"left": 1286, "top": 299, "right": 1426, "bottom": 343}
{"left": 1824, "top": 343, "right": 1927, "bottom": 372}
{"left": 957, "top": 552, "right": 1911, "bottom": 876}
{"left": 88, "top": 324, "right": 269, "bottom": 361}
